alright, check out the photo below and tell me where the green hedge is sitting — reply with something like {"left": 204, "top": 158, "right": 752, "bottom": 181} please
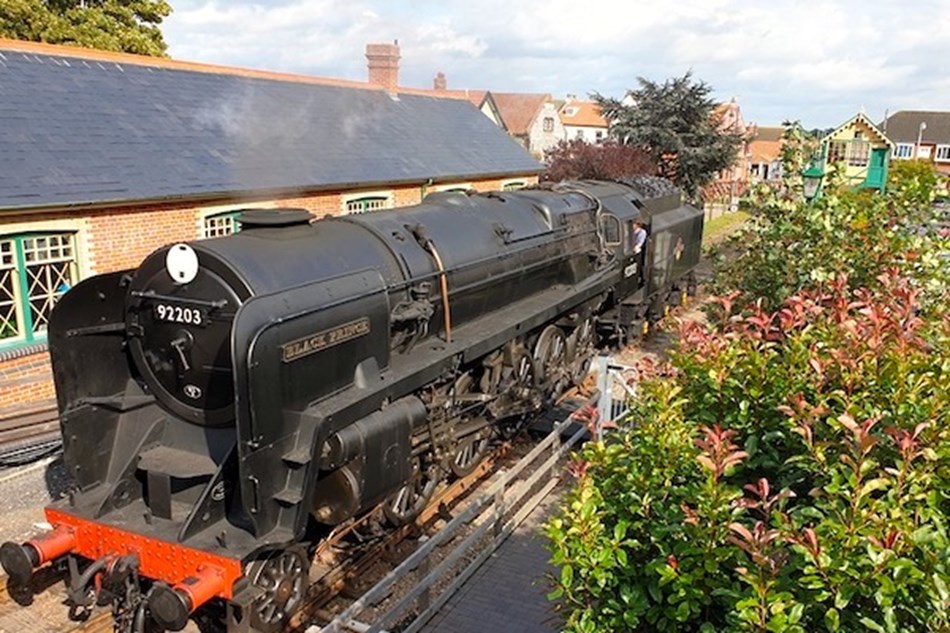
{"left": 548, "top": 157, "right": 950, "bottom": 632}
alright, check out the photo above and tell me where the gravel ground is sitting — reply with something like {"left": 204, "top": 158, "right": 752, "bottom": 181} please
{"left": 0, "top": 455, "right": 72, "bottom": 545}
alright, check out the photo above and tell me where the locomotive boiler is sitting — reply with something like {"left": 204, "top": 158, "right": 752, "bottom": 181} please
{"left": 0, "top": 178, "right": 702, "bottom": 632}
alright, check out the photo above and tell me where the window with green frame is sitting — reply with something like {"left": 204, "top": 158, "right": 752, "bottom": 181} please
{"left": 345, "top": 196, "right": 390, "bottom": 214}
{"left": 202, "top": 211, "right": 242, "bottom": 238}
{"left": 502, "top": 181, "right": 527, "bottom": 191}
{"left": 0, "top": 233, "right": 78, "bottom": 346}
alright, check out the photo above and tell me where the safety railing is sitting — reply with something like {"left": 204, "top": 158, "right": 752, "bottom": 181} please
{"left": 318, "top": 357, "right": 635, "bottom": 633}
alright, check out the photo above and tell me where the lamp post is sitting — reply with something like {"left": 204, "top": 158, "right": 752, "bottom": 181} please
{"left": 802, "top": 162, "right": 824, "bottom": 202}
{"left": 916, "top": 121, "right": 927, "bottom": 159}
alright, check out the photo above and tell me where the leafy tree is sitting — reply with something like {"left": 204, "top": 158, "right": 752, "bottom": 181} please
{"left": 887, "top": 159, "right": 941, "bottom": 213}
{"left": 542, "top": 139, "right": 656, "bottom": 183}
{"left": 0, "top": 0, "right": 172, "bottom": 56}
{"left": 595, "top": 72, "right": 742, "bottom": 200}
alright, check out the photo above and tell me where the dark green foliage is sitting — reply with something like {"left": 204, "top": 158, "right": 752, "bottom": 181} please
{"left": 0, "top": 0, "right": 172, "bottom": 56}
{"left": 595, "top": 72, "right": 742, "bottom": 200}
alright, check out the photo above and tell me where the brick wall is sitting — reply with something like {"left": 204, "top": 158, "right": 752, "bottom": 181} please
{"left": 0, "top": 175, "right": 538, "bottom": 415}
{"left": 87, "top": 205, "right": 197, "bottom": 272}
{"left": 0, "top": 350, "right": 53, "bottom": 413}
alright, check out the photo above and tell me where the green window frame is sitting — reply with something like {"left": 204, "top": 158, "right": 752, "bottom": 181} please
{"left": 0, "top": 232, "right": 78, "bottom": 348}
{"left": 202, "top": 211, "right": 242, "bottom": 238}
{"left": 502, "top": 181, "right": 527, "bottom": 191}
{"left": 345, "top": 196, "right": 390, "bottom": 214}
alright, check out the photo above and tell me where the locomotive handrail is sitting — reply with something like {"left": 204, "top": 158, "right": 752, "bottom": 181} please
{"left": 420, "top": 239, "right": 453, "bottom": 344}
{"left": 128, "top": 290, "right": 229, "bottom": 309}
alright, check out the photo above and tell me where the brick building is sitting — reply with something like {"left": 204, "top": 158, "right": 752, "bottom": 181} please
{"left": 0, "top": 39, "right": 542, "bottom": 417}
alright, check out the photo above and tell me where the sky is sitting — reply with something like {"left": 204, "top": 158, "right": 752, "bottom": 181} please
{"left": 161, "top": 0, "right": 950, "bottom": 129}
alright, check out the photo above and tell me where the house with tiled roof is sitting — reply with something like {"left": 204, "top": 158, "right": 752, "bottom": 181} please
{"left": 881, "top": 110, "right": 950, "bottom": 176}
{"left": 705, "top": 99, "right": 753, "bottom": 209}
{"left": 0, "top": 38, "right": 542, "bottom": 417}
{"left": 559, "top": 97, "right": 608, "bottom": 144}
{"left": 426, "top": 74, "right": 566, "bottom": 158}
{"left": 818, "top": 112, "right": 893, "bottom": 191}
{"left": 748, "top": 126, "right": 785, "bottom": 183}
{"left": 490, "top": 93, "right": 565, "bottom": 159}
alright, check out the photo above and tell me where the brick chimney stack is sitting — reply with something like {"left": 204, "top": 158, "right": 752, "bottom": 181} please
{"left": 433, "top": 71, "right": 447, "bottom": 91}
{"left": 366, "top": 41, "right": 401, "bottom": 93}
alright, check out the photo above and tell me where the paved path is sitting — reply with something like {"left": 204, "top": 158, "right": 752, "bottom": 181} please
{"left": 420, "top": 493, "right": 563, "bottom": 633}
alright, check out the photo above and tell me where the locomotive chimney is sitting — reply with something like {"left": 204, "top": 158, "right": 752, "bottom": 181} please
{"left": 433, "top": 71, "right": 447, "bottom": 91}
{"left": 366, "top": 40, "right": 401, "bottom": 93}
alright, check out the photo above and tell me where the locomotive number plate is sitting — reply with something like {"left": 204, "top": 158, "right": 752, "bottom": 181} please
{"left": 153, "top": 303, "right": 208, "bottom": 327}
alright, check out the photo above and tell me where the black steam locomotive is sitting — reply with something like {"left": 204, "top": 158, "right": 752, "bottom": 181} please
{"left": 0, "top": 178, "right": 702, "bottom": 632}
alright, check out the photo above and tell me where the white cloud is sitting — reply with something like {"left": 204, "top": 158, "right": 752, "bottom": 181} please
{"left": 162, "top": 0, "right": 950, "bottom": 127}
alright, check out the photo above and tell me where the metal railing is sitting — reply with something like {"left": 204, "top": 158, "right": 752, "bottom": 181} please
{"left": 318, "top": 356, "right": 635, "bottom": 633}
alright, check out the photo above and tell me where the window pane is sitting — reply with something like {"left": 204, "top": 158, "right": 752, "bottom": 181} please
{"left": 828, "top": 141, "right": 847, "bottom": 163}
{"left": 26, "top": 259, "right": 73, "bottom": 335}
{"left": 346, "top": 197, "right": 389, "bottom": 214}
{"left": 0, "top": 266, "right": 19, "bottom": 341}
{"left": 203, "top": 213, "right": 239, "bottom": 238}
{"left": 0, "top": 239, "right": 13, "bottom": 268}
{"left": 502, "top": 181, "right": 526, "bottom": 191}
{"left": 848, "top": 140, "right": 869, "bottom": 167}
{"left": 601, "top": 216, "right": 621, "bottom": 245}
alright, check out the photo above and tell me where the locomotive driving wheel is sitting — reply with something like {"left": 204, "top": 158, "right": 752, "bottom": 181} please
{"left": 533, "top": 325, "right": 570, "bottom": 399}
{"left": 451, "top": 431, "right": 491, "bottom": 477}
{"left": 246, "top": 547, "right": 308, "bottom": 633}
{"left": 383, "top": 457, "right": 441, "bottom": 525}
{"left": 449, "top": 373, "right": 492, "bottom": 478}
{"left": 568, "top": 318, "right": 595, "bottom": 384}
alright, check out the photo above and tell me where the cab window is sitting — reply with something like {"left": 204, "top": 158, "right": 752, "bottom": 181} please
{"left": 600, "top": 214, "right": 622, "bottom": 246}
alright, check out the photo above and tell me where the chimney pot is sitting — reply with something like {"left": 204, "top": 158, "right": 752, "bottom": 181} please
{"left": 366, "top": 41, "right": 401, "bottom": 93}
{"left": 434, "top": 71, "right": 447, "bottom": 91}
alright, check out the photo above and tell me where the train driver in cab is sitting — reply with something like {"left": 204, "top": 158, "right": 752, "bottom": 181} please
{"left": 632, "top": 220, "right": 648, "bottom": 254}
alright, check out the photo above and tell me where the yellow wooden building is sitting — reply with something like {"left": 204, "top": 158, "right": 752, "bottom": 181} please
{"left": 819, "top": 112, "right": 893, "bottom": 191}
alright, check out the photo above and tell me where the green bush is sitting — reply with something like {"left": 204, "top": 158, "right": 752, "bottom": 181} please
{"left": 547, "top": 275, "right": 950, "bottom": 631}
{"left": 713, "top": 138, "right": 945, "bottom": 314}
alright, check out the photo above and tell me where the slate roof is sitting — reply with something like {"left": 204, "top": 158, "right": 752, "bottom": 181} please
{"left": 405, "top": 87, "right": 487, "bottom": 109}
{"left": 882, "top": 111, "right": 950, "bottom": 144}
{"left": 0, "top": 40, "right": 541, "bottom": 211}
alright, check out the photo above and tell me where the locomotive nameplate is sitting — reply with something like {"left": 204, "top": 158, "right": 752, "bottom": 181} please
{"left": 281, "top": 317, "right": 371, "bottom": 363}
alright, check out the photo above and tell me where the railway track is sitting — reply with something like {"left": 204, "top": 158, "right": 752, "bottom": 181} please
{"left": 289, "top": 448, "right": 506, "bottom": 632}
{"left": 0, "top": 561, "right": 114, "bottom": 632}
{"left": 0, "top": 404, "right": 62, "bottom": 469}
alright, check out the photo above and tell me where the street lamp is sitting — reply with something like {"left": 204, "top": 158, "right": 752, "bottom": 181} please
{"left": 802, "top": 162, "right": 824, "bottom": 202}
{"left": 916, "top": 121, "right": 928, "bottom": 159}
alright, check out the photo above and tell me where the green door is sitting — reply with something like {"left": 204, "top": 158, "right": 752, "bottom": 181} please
{"left": 866, "top": 148, "right": 887, "bottom": 191}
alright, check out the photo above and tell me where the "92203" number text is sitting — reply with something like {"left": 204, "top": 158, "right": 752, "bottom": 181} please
{"left": 154, "top": 303, "right": 204, "bottom": 325}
